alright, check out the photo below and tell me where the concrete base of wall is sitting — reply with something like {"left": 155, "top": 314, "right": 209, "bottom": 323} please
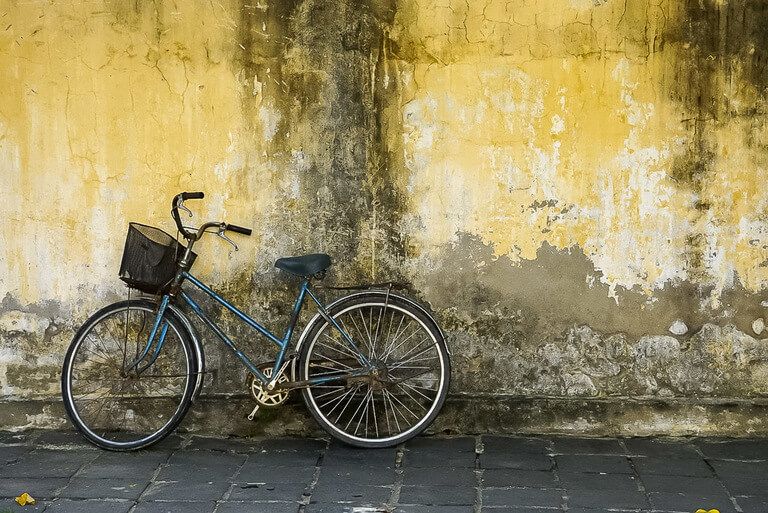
{"left": 3, "top": 395, "right": 768, "bottom": 438}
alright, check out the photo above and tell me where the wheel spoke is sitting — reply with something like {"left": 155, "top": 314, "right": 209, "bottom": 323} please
{"left": 65, "top": 303, "right": 191, "bottom": 448}
{"left": 304, "top": 299, "right": 446, "bottom": 444}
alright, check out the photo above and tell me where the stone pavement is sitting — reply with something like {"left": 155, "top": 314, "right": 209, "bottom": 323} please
{"left": 1, "top": 430, "right": 768, "bottom": 513}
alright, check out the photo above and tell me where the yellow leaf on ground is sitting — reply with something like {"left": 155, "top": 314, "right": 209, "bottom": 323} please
{"left": 15, "top": 492, "right": 36, "bottom": 506}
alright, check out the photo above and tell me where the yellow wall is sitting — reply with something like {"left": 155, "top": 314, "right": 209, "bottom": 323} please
{"left": 2, "top": 0, "right": 768, "bottom": 433}
{"left": 0, "top": 1, "right": 283, "bottom": 312}
{"left": 393, "top": 0, "right": 768, "bottom": 305}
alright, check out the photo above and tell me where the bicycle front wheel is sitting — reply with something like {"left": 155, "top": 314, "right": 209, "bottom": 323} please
{"left": 299, "top": 293, "right": 451, "bottom": 448}
{"left": 61, "top": 299, "right": 196, "bottom": 451}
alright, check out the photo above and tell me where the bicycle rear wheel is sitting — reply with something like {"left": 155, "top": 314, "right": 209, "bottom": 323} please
{"left": 61, "top": 299, "right": 196, "bottom": 451}
{"left": 298, "top": 293, "right": 450, "bottom": 448}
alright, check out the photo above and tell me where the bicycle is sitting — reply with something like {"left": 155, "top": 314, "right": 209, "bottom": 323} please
{"left": 61, "top": 192, "right": 451, "bottom": 450}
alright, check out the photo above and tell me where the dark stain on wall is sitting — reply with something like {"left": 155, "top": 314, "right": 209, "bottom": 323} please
{"left": 664, "top": 0, "right": 768, "bottom": 191}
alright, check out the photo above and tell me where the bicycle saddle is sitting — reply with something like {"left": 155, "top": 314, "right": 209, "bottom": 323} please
{"left": 275, "top": 253, "right": 332, "bottom": 277}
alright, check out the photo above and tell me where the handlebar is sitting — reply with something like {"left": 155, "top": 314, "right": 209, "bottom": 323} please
{"left": 171, "top": 192, "right": 252, "bottom": 243}
{"left": 180, "top": 191, "right": 205, "bottom": 201}
{"left": 226, "top": 224, "right": 252, "bottom": 236}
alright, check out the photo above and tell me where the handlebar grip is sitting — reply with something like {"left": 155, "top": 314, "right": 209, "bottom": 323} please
{"left": 226, "top": 224, "right": 252, "bottom": 236}
{"left": 181, "top": 191, "right": 205, "bottom": 200}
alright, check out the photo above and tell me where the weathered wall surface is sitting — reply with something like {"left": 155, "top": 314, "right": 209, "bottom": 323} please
{"left": 2, "top": 0, "right": 768, "bottom": 436}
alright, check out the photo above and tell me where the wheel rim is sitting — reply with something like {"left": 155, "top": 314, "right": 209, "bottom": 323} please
{"left": 303, "top": 302, "right": 446, "bottom": 443}
{"left": 64, "top": 305, "right": 191, "bottom": 447}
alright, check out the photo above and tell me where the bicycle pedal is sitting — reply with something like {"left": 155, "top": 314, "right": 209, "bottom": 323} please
{"left": 247, "top": 404, "right": 260, "bottom": 421}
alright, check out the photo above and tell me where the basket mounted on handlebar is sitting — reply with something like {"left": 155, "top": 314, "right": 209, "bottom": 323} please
{"left": 119, "top": 223, "right": 196, "bottom": 295}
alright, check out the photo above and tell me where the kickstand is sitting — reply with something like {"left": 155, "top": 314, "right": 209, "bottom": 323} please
{"left": 247, "top": 404, "right": 260, "bottom": 421}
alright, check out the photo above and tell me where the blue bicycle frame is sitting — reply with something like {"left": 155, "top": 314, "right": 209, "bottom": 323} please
{"left": 129, "top": 272, "right": 372, "bottom": 387}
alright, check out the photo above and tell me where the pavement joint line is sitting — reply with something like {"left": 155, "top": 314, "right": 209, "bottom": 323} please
{"left": 52, "top": 444, "right": 101, "bottom": 499}
{"left": 127, "top": 444, "right": 176, "bottom": 512}
{"left": 386, "top": 443, "right": 405, "bottom": 511}
{"left": 212, "top": 441, "right": 251, "bottom": 512}
{"left": 296, "top": 437, "right": 329, "bottom": 513}
{"left": 701, "top": 456, "right": 744, "bottom": 513}
{"left": 623, "top": 439, "right": 649, "bottom": 513}
{"left": 474, "top": 434, "right": 482, "bottom": 513}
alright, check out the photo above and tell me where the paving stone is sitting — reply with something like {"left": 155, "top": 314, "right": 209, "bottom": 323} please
{"left": 480, "top": 452, "right": 552, "bottom": 470}
{"left": 59, "top": 477, "right": 149, "bottom": 500}
{"left": 554, "top": 454, "right": 632, "bottom": 474}
{"left": 140, "top": 478, "right": 231, "bottom": 501}
{"left": 157, "top": 462, "right": 242, "bottom": 482}
{"left": 562, "top": 509, "right": 626, "bottom": 513}
{"left": 310, "top": 482, "right": 391, "bottom": 504}
{"left": 403, "top": 449, "right": 476, "bottom": 468}
{"left": 406, "top": 436, "right": 477, "bottom": 453}
{"left": 131, "top": 500, "right": 217, "bottom": 513}
{"left": 257, "top": 437, "right": 327, "bottom": 453}
{"left": 246, "top": 450, "right": 321, "bottom": 468}
{"left": 1, "top": 502, "right": 47, "bottom": 513}
{"left": 710, "top": 459, "right": 768, "bottom": 480}
{"left": 648, "top": 491, "right": 738, "bottom": 513}
{"left": 0, "top": 446, "right": 33, "bottom": 464}
{"left": 399, "top": 507, "right": 474, "bottom": 513}
{"left": 320, "top": 466, "right": 396, "bottom": 486}
{"left": 227, "top": 481, "right": 307, "bottom": 502}
{"left": 165, "top": 449, "right": 247, "bottom": 468}
{"left": 556, "top": 471, "right": 639, "bottom": 491}
{"left": 238, "top": 463, "right": 316, "bottom": 484}
{"left": 217, "top": 501, "right": 300, "bottom": 513}
{"left": 737, "top": 495, "right": 768, "bottom": 513}
{"left": 482, "top": 487, "right": 562, "bottom": 508}
{"left": 306, "top": 503, "right": 387, "bottom": 513}
{"left": 641, "top": 474, "right": 726, "bottom": 495}
{"left": 325, "top": 444, "right": 398, "bottom": 467}
{"left": 43, "top": 499, "right": 133, "bottom": 513}
{"left": 632, "top": 455, "right": 713, "bottom": 476}
{"left": 551, "top": 437, "right": 624, "bottom": 455}
{"left": 622, "top": 437, "right": 701, "bottom": 459}
{"left": 718, "top": 475, "right": 768, "bottom": 496}
{"left": 0, "top": 449, "right": 97, "bottom": 478}
{"left": 77, "top": 450, "right": 169, "bottom": 478}
{"left": 480, "top": 509, "right": 560, "bottom": 513}
{"left": 401, "top": 467, "right": 475, "bottom": 487}
{"left": 696, "top": 439, "right": 768, "bottom": 460}
{"left": 186, "top": 436, "right": 264, "bottom": 453}
{"left": 481, "top": 469, "right": 556, "bottom": 489}
{"left": 567, "top": 488, "right": 649, "bottom": 510}
{"left": 0, "top": 477, "right": 68, "bottom": 499}
{"left": 399, "top": 485, "right": 474, "bottom": 505}
{"left": 481, "top": 436, "right": 549, "bottom": 454}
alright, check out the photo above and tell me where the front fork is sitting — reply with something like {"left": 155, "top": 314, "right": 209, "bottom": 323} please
{"left": 124, "top": 295, "right": 172, "bottom": 374}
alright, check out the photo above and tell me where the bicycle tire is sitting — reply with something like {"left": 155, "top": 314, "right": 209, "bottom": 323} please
{"left": 298, "top": 293, "right": 450, "bottom": 448}
{"left": 61, "top": 299, "right": 196, "bottom": 451}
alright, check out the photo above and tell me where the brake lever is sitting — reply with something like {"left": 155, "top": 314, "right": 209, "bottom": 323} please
{"left": 177, "top": 199, "right": 194, "bottom": 218}
{"left": 218, "top": 229, "right": 239, "bottom": 252}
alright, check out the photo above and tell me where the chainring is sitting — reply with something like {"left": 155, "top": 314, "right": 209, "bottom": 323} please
{"left": 249, "top": 364, "right": 290, "bottom": 407}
